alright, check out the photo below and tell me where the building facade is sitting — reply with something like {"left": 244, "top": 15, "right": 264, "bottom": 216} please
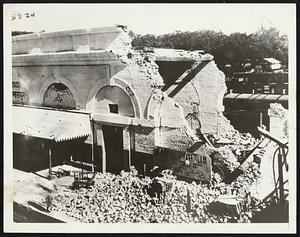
{"left": 12, "top": 26, "right": 232, "bottom": 178}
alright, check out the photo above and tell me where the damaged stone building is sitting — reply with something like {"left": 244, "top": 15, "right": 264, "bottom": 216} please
{"left": 12, "top": 26, "right": 233, "bottom": 180}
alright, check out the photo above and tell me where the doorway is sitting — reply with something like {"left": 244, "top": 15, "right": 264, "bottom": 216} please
{"left": 102, "top": 125, "right": 124, "bottom": 174}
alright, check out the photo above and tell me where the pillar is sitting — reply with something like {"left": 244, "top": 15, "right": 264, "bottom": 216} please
{"left": 91, "top": 118, "right": 95, "bottom": 172}
{"left": 129, "top": 125, "right": 135, "bottom": 169}
{"left": 123, "top": 125, "right": 135, "bottom": 171}
{"left": 96, "top": 124, "right": 106, "bottom": 173}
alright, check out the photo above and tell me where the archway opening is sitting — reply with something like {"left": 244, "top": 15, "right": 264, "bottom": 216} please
{"left": 94, "top": 86, "right": 135, "bottom": 117}
{"left": 43, "top": 83, "right": 76, "bottom": 109}
{"left": 93, "top": 86, "right": 135, "bottom": 174}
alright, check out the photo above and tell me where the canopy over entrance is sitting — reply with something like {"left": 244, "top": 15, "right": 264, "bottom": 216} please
{"left": 13, "top": 106, "right": 91, "bottom": 142}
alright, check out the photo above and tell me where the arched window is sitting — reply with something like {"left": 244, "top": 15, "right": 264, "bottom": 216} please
{"left": 94, "top": 86, "right": 135, "bottom": 117}
{"left": 43, "top": 83, "right": 76, "bottom": 109}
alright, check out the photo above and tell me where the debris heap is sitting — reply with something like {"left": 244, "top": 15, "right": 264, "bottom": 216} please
{"left": 51, "top": 129, "right": 264, "bottom": 224}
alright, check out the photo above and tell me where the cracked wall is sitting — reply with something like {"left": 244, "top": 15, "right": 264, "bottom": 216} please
{"left": 163, "top": 60, "right": 233, "bottom": 136}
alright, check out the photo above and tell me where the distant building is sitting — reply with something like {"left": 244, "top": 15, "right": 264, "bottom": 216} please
{"left": 258, "top": 58, "right": 282, "bottom": 72}
{"left": 225, "top": 57, "right": 288, "bottom": 95}
{"left": 227, "top": 71, "right": 288, "bottom": 95}
{"left": 223, "top": 57, "right": 288, "bottom": 137}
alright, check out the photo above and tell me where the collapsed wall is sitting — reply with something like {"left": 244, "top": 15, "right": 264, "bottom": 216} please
{"left": 105, "top": 34, "right": 238, "bottom": 180}
{"left": 167, "top": 59, "right": 233, "bottom": 136}
{"left": 107, "top": 32, "right": 234, "bottom": 154}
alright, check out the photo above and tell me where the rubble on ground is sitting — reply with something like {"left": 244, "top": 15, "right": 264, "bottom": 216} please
{"left": 15, "top": 129, "right": 266, "bottom": 223}
{"left": 13, "top": 169, "right": 57, "bottom": 206}
{"left": 211, "top": 130, "right": 264, "bottom": 178}
{"left": 51, "top": 167, "right": 253, "bottom": 223}
{"left": 50, "top": 128, "right": 265, "bottom": 224}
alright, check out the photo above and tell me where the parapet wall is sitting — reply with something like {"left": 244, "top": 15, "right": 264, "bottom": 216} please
{"left": 12, "top": 26, "right": 131, "bottom": 55}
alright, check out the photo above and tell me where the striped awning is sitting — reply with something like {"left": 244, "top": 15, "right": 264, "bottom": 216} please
{"left": 13, "top": 106, "right": 91, "bottom": 142}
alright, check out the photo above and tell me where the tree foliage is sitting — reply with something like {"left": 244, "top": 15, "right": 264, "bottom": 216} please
{"left": 131, "top": 26, "right": 288, "bottom": 72}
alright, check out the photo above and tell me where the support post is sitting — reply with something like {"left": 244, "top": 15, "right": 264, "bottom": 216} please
{"left": 143, "top": 163, "right": 146, "bottom": 177}
{"left": 91, "top": 118, "right": 95, "bottom": 172}
{"left": 278, "top": 148, "right": 284, "bottom": 203}
{"left": 48, "top": 146, "right": 52, "bottom": 180}
{"left": 259, "top": 112, "right": 263, "bottom": 127}
{"left": 99, "top": 125, "right": 106, "bottom": 173}
{"left": 129, "top": 125, "right": 135, "bottom": 170}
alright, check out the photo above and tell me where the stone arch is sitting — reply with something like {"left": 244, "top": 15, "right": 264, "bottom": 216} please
{"left": 145, "top": 91, "right": 165, "bottom": 125}
{"left": 86, "top": 76, "right": 141, "bottom": 118}
{"left": 39, "top": 75, "right": 80, "bottom": 109}
{"left": 43, "top": 83, "right": 76, "bottom": 109}
{"left": 146, "top": 92, "right": 199, "bottom": 142}
{"left": 93, "top": 85, "right": 135, "bottom": 117}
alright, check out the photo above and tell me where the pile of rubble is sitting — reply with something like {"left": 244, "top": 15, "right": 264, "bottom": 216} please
{"left": 50, "top": 168, "right": 251, "bottom": 223}
{"left": 46, "top": 130, "right": 266, "bottom": 223}
{"left": 212, "top": 130, "right": 264, "bottom": 177}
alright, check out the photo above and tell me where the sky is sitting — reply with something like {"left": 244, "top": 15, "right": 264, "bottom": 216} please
{"left": 6, "top": 4, "right": 295, "bottom": 36}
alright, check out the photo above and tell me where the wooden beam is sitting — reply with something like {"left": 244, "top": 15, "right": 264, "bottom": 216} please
{"left": 168, "top": 60, "right": 210, "bottom": 98}
{"left": 257, "top": 126, "right": 288, "bottom": 148}
{"left": 155, "top": 57, "right": 195, "bottom": 62}
{"left": 93, "top": 114, "right": 155, "bottom": 128}
{"left": 259, "top": 112, "right": 263, "bottom": 128}
{"left": 278, "top": 149, "right": 285, "bottom": 203}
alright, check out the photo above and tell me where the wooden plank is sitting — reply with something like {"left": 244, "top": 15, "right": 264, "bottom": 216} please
{"left": 168, "top": 60, "right": 210, "bottom": 98}
{"left": 257, "top": 126, "right": 288, "bottom": 148}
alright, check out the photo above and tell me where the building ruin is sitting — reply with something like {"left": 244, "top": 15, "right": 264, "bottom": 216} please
{"left": 12, "top": 26, "right": 233, "bottom": 179}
